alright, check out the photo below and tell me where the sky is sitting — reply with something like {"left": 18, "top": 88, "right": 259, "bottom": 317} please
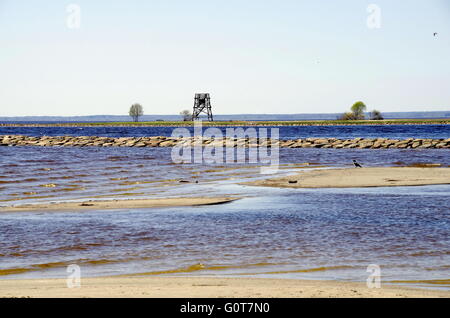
{"left": 0, "top": 0, "right": 449, "bottom": 116}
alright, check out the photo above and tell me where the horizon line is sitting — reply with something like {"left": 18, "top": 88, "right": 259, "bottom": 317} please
{"left": 1, "top": 110, "right": 450, "bottom": 118}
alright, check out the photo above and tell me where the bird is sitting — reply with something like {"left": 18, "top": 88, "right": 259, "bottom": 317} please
{"left": 433, "top": 32, "right": 438, "bottom": 37}
{"left": 353, "top": 160, "right": 363, "bottom": 168}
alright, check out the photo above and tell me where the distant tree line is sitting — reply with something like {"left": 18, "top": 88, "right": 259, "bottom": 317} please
{"left": 339, "top": 101, "right": 383, "bottom": 120}
{"left": 128, "top": 104, "right": 193, "bottom": 122}
{"left": 127, "top": 101, "right": 384, "bottom": 123}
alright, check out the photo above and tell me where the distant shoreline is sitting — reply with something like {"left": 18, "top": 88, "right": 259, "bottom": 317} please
{"left": 1, "top": 118, "right": 450, "bottom": 127}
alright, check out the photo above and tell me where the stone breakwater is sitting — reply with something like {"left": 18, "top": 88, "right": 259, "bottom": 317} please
{"left": 1, "top": 135, "right": 450, "bottom": 149}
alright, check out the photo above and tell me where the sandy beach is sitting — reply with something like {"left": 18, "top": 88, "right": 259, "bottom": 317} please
{"left": 0, "top": 276, "right": 448, "bottom": 298}
{"left": 245, "top": 167, "right": 450, "bottom": 188}
{"left": 0, "top": 197, "right": 239, "bottom": 213}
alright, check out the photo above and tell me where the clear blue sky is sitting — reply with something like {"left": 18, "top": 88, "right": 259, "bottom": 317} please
{"left": 0, "top": 0, "right": 449, "bottom": 116}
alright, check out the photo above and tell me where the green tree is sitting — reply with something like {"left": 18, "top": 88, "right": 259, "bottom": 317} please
{"left": 350, "top": 101, "right": 367, "bottom": 120}
{"left": 129, "top": 103, "right": 144, "bottom": 122}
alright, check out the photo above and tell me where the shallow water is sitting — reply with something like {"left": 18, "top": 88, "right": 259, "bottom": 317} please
{"left": 1, "top": 146, "right": 449, "bottom": 206}
{"left": 0, "top": 186, "right": 449, "bottom": 290}
{"left": 0, "top": 127, "right": 449, "bottom": 290}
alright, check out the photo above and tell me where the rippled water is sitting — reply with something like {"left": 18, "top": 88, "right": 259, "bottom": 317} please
{"left": 0, "top": 183, "right": 449, "bottom": 289}
{"left": 1, "top": 146, "right": 449, "bottom": 206}
{"left": 1, "top": 124, "right": 450, "bottom": 139}
{"left": 0, "top": 125, "right": 449, "bottom": 290}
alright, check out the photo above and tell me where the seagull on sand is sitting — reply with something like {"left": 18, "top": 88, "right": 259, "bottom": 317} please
{"left": 353, "top": 160, "right": 363, "bottom": 168}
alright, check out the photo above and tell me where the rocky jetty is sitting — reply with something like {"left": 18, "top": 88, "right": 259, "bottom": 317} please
{"left": 1, "top": 135, "right": 449, "bottom": 149}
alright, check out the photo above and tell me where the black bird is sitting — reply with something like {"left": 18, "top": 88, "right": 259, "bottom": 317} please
{"left": 353, "top": 160, "right": 363, "bottom": 168}
{"left": 433, "top": 32, "right": 438, "bottom": 37}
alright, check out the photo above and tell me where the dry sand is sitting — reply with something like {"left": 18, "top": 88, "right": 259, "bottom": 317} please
{"left": 0, "top": 197, "right": 238, "bottom": 213}
{"left": 0, "top": 276, "right": 448, "bottom": 298}
{"left": 245, "top": 167, "right": 450, "bottom": 188}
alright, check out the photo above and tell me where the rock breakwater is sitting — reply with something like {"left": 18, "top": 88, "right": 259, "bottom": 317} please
{"left": 1, "top": 135, "right": 450, "bottom": 149}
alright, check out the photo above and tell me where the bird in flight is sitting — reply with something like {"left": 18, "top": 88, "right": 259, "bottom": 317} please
{"left": 353, "top": 160, "right": 363, "bottom": 168}
{"left": 433, "top": 32, "right": 438, "bottom": 37}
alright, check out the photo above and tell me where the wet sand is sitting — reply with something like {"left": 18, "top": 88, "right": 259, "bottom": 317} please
{"left": 0, "top": 276, "right": 448, "bottom": 298}
{"left": 244, "top": 167, "right": 450, "bottom": 188}
{"left": 0, "top": 197, "right": 239, "bottom": 213}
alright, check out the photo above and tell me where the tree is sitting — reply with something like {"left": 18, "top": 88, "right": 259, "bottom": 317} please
{"left": 350, "top": 101, "right": 367, "bottom": 120}
{"left": 339, "top": 112, "right": 358, "bottom": 120}
{"left": 180, "top": 110, "right": 192, "bottom": 121}
{"left": 370, "top": 109, "right": 384, "bottom": 120}
{"left": 129, "top": 103, "right": 144, "bottom": 122}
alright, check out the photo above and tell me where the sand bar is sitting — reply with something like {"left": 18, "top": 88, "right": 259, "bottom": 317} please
{"left": 245, "top": 167, "right": 450, "bottom": 188}
{"left": 0, "top": 276, "right": 448, "bottom": 298}
{"left": 0, "top": 197, "right": 238, "bottom": 213}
